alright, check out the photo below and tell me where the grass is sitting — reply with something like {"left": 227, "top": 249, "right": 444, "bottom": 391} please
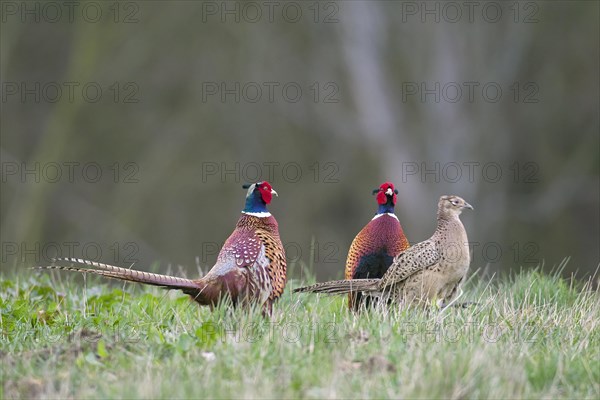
{"left": 1, "top": 264, "right": 599, "bottom": 399}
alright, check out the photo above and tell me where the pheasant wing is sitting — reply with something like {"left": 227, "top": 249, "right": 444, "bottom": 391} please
{"left": 380, "top": 240, "right": 440, "bottom": 287}
{"left": 209, "top": 228, "right": 283, "bottom": 303}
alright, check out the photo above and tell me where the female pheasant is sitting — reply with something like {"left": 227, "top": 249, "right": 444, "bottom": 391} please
{"left": 345, "top": 182, "right": 409, "bottom": 310}
{"left": 38, "top": 182, "right": 287, "bottom": 316}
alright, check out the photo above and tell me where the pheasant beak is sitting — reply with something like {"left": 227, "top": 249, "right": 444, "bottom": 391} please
{"left": 463, "top": 202, "right": 474, "bottom": 210}
{"left": 271, "top": 189, "right": 278, "bottom": 197}
{"left": 385, "top": 188, "right": 393, "bottom": 196}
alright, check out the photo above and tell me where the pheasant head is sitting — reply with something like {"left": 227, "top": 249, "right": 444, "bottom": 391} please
{"left": 372, "top": 182, "right": 398, "bottom": 214}
{"left": 242, "top": 181, "right": 278, "bottom": 216}
{"left": 438, "top": 195, "right": 474, "bottom": 218}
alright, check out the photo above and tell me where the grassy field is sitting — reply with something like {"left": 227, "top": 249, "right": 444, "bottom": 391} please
{"left": 1, "top": 264, "right": 599, "bottom": 399}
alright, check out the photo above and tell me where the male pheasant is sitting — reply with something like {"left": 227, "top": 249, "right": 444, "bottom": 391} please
{"left": 38, "top": 182, "right": 287, "bottom": 316}
{"left": 296, "top": 195, "right": 473, "bottom": 309}
{"left": 345, "top": 182, "right": 409, "bottom": 310}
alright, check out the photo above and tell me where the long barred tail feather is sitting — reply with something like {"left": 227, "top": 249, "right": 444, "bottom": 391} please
{"left": 294, "top": 279, "right": 380, "bottom": 295}
{"left": 35, "top": 257, "right": 201, "bottom": 292}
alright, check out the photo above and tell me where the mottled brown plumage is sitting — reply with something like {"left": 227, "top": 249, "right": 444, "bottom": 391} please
{"left": 344, "top": 182, "right": 409, "bottom": 310}
{"left": 37, "top": 182, "right": 287, "bottom": 316}
{"left": 295, "top": 195, "right": 473, "bottom": 309}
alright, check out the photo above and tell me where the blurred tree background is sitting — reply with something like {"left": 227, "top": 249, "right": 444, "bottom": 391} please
{"left": 1, "top": 1, "right": 598, "bottom": 281}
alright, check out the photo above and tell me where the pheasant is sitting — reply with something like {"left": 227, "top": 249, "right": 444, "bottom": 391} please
{"left": 344, "top": 182, "right": 409, "bottom": 310}
{"left": 295, "top": 195, "right": 473, "bottom": 309}
{"left": 38, "top": 182, "right": 287, "bottom": 316}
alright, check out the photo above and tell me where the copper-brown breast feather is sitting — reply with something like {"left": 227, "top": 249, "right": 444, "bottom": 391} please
{"left": 345, "top": 216, "right": 409, "bottom": 280}
{"left": 232, "top": 214, "right": 287, "bottom": 302}
{"left": 256, "top": 228, "right": 287, "bottom": 300}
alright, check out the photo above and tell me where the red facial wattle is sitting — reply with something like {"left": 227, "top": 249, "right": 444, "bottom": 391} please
{"left": 376, "top": 191, "right": 388, "bottom": 205}
{"left": 377, "top": 182, "right": 397, "bottom": 205}
{"left": 258, "top": 182, "right": 273, "bottom": 204}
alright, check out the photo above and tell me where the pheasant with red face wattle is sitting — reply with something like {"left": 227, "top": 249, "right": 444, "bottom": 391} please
{"left": 345, "top": 182, "right": 409, "bottom": 310}
{"left": 37, "top": 182, "right": 287, "bottom": 316}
